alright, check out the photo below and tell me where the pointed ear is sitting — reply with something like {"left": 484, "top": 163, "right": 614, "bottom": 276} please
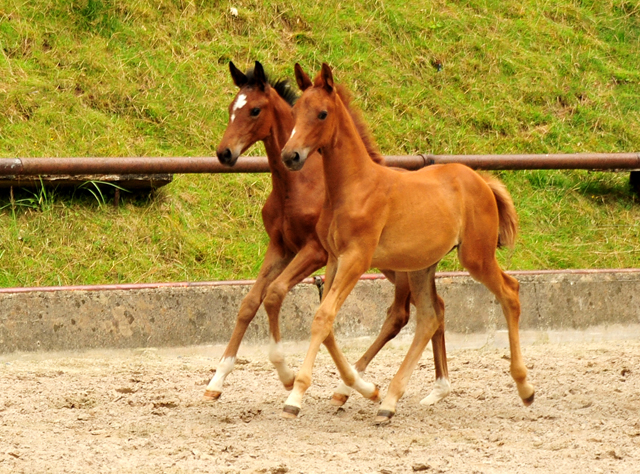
{"left": 320, "top": 63, "right": 334, "bottom": 93}
{"left": 294, "top": 63, "right": 312, "bottom": 91}
{"left": 254, "top": 61, "right": 267, "bottom": 91}
{"left": 229, "top": 61, "right": 248, "bottom": 88}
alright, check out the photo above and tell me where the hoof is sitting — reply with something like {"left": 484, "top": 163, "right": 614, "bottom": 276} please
{"left": 523, "top": 391, "right": 535, "bottom": 406}
{"left": 281, "top": 405, "right": 300, "bottom": 419}
{"left": 330, "top": 393, "right": 349, "bottom": 407}
{"left": 202, "top": 390, "right": 221, "bottom": 401}
{"left": 374, "top": 409, "right": 394, "bottom": 425}
{"left": 368, "top": 385, "right": 381, "bottom": 403}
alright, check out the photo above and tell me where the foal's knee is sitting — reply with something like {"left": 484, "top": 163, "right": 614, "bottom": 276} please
{"left": 310, "top": 307, "right": 335, "bottom": 339}
{"left": 237, "top": 295, "right": 262, "bottom": 325}
{"left": 263, "top": 281, "right": 288, "bottom": 314}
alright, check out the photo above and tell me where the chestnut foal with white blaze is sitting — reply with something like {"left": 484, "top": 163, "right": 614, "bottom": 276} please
{"left": 205, "top": 61, "right": 451, "bottom": 407}
{"left": 280, "top": 63, "right": 535, "bottom": 423}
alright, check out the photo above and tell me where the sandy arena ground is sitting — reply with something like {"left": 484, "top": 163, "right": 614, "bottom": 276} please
{"left": 1, "top": 330, "right": 639, "bottom": 473}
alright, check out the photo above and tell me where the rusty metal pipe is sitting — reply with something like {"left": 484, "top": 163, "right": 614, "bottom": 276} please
{"left": 0, "top": 157, "right": 270, "bottom": 175}
{"left": 423, "top": 153, "right": 640, "bottom": 170}
{"left": 1, "top": 153, "right": 639, "bottom": 176}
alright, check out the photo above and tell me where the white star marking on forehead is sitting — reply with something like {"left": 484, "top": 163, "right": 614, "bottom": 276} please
{"left": 231, "top": 93, "right": 248, "bottom": 123}
{"left": 234, "top": 94, "right": 247, "bottom": 112}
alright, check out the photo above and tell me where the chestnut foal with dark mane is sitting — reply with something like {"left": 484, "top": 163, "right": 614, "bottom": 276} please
{"left": 205, "top": 61, "right": 451, "bottom": 407}
{"left": 280, "top": 63, "right": 535, "bottom": 423}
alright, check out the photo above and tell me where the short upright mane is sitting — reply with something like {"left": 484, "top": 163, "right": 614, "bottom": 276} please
{"left": 334, "top": 84, "right": 385, "bottom": 165}
{"left": 245, "top": 67, "right": 298, "bottom": 107}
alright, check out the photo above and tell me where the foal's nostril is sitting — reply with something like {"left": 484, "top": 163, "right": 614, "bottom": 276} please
{"left": 282, "top": 150, "right": 303, "bottom": 170}
{"left": 217, "top": 148, "right": 232, "bottom": 163}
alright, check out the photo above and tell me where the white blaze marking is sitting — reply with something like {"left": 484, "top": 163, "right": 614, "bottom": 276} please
{"left": 206, "top": 356, "right": 236, "bottom": 393}
{"left": 290, "top": 128, "right": 296, "bottom": 139}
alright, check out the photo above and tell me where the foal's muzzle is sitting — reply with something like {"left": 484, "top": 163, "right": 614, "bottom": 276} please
{"left": 281, "top": 149, "right": 306, "bottom": 171}
{"left": 217, "top": 148, "right": 238, "bottom": 167}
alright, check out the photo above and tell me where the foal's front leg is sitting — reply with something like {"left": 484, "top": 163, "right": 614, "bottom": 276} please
{"left": 204, "top": 242, "right": 291, "bottom": 400}
{"left": 282, "top": 253, "right": 379, "bottom": 418}
{"left": 262, "top": 239, "right": 327, "bottom": 389}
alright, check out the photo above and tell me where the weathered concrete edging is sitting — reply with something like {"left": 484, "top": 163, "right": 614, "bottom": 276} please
{"left": 1, "top": 270, "right": 639, "bottom": 353}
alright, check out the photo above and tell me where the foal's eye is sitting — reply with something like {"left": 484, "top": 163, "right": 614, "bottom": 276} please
{"left": 250, "top": 108, "right": 261, "bottom": 117}
{"left": 318, "top": 111, "right": 328, "bottom": 120}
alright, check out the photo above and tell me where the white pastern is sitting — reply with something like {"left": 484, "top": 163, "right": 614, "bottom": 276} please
{"left": 206, "top": 357, "right": 236, "bottom": 393}
{"left": 420, "top": 377, "right": 451, "bottom": 406}
{"left": 348, "top": 366, "right": 376, "bottom": 399}
{"left": 269, "top": 338, "right": 294, "bottom": 386}
{"left": 333, "top": 381, "right": 351, "bottom": 397}
{"left": 334, "top": 366, "right": 365, "bottom": 396}
{"left": 284, "top": 389, "right": 303, "bottom": 409}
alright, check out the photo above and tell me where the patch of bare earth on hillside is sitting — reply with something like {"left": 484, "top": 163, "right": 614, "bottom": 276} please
{"left": 1, "top": 338, "right": 639, "bottom": 473}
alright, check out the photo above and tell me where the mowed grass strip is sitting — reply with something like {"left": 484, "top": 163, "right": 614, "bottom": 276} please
{"left": 0, "top": 0, "right": 638, "bottom": 287}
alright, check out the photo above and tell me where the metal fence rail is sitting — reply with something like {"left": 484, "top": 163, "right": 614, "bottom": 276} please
{"left": 1, "top": 153, "right": 639, "bottom": 175}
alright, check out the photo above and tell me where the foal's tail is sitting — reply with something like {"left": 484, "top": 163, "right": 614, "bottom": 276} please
{"left": 482, "top": 174, "right": 518, "bottom": 248}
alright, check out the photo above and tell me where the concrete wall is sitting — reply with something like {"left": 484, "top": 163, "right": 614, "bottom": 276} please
{"left": 1, "top": 271, "right": 639, "bottom": 353}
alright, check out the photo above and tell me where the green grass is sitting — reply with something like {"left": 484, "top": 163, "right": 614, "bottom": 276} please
{"left": 0, "top": 0, "right": 639, "bottom": 287}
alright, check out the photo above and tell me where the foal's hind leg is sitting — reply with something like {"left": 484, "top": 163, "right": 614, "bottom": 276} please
{"left": 420, "top": 294, "right": 451, "bottom": 406}
{"left": 204, "top": 241, "right": 292, "bottom": 400}
{"left": 330, "top": 272, "right": 411, "bottom": 406}
{"left": 331, "top": 272, "right": 451, "bottom": 407}
{"left": 262, "top": 239, "right": 327, "bottom": 389}
{"left": 376, "top": 265, "right": 442, "bottom": 424}
{"left": 460, "top": 250, "right": 535, "bottom": 405}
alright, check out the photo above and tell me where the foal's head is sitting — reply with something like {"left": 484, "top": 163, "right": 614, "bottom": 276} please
{"left": 282, "top": 63, "right": 383, "bottom": 171}
{"left": 281, "top": 63, "right": 337, "bottom": 171}
{"left": 217, "top": 61, "right": 297, "bottom": 166}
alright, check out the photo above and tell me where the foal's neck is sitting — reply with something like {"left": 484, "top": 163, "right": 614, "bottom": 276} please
{"left": 322, "top": 96, "right": 378, "bottom": 197}
{"left": 262, "top": 90, "right": 296, "bottom": 186}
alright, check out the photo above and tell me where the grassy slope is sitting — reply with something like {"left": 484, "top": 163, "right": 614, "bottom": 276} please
{"left": 0, "top": 0, "right": 639, "bottom": 287}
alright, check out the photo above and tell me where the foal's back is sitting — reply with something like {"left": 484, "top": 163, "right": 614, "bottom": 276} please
{"left": 370, "top": 163, "right": 501, "bottom": 272}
